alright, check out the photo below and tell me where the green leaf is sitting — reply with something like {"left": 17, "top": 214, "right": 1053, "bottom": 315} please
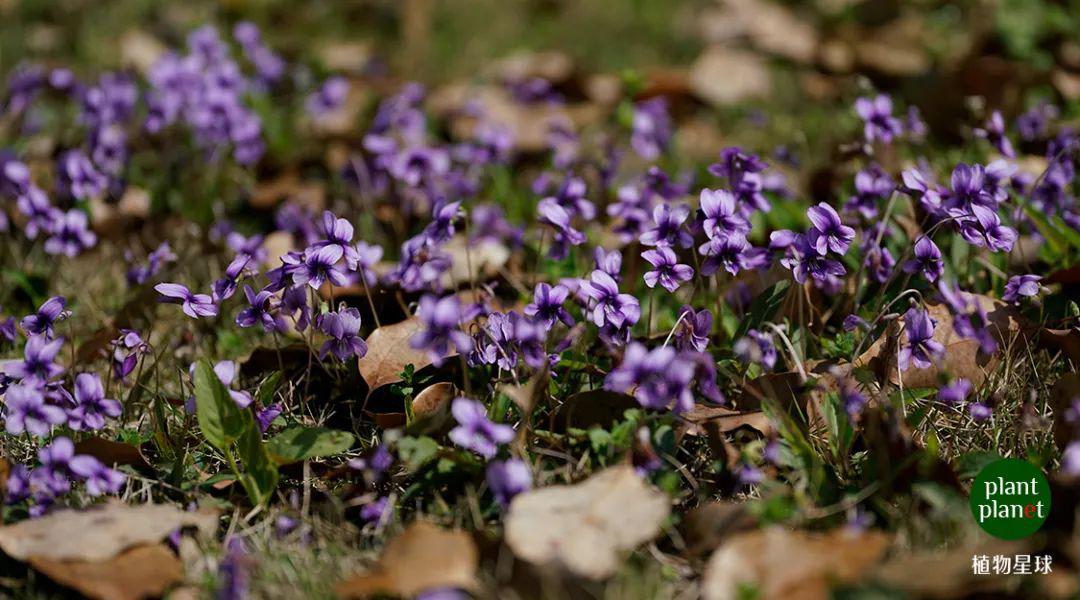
{"left": 1021, "top": 203, "right": 1066, "bottom": 256}
{"left": 397, "top": 436, "right": 439, "bottom": 472}
{"left": 266, "top": 427, "right": 355, "bottom": 465}
{"left": 193, "top": 360, "right": 248, "bottom": 452}
{"left": 255, "top": 371, "right": 283, "bottom": 408}
{"left": 235, "top": 424, "right": 280, "bottom": 505}
{"left": 1052, "top": 215, "right": 1080, "bottom": 253}
{"left": 733, "top": 280, "right": 791, "bottom": 341}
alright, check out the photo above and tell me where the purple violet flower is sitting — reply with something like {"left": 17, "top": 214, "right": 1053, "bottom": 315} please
{"left": 583, "top": 270, "right": 641, "bottom": 330}
{"left": 3, "top": 335, "right": 66, "bottom": 383}
{"left": 631, "top": 97, "right": 671, "bottom": 160}
{"left": 733, "top": 329, "right": 777, "bottom": 370}
{"left": 640, "top": 204, "right": 693, "bottom": 249}
{"left": 937, "top": 379, "right": 972, "bottom": 406}
{"left": 902, "top": 237, "right": 944, "bottom": 282}
{"left": 523, "top": 283, "right": 574, "bottom": 328}
{"left": 448, "top": 397, "right": 515, "bottom": 458}
{"left": 898, "top": 307, "right": 944, "bottom": 371}
{"left": 642, "top": 247, "right": 694, "bottom": 292}
{"left": 316, "top": 308, "right": 368, "bottom": 361}
{"left": 1003, "top": 275, "right": 1042, "bottom": 303}
{"left": 2, "top": 382, "right": 65, "bottom": 436}
{"left": 974, "top": 111, "right": 1015, "bottom": 158}
{"left": 155, "top": 283, "right": 219, "bottom": 318}
{"left": 68, "top": 373, "right": 121, "bottom": 431}
{"left": 699, "top": 188, "right": 751, "bottom": 241}
{"left": 410, "top": 294, "right": 473, "bottom": 367}
{"left": 68, "top": 454, "right": 125, "bottom": 496}
{"left": 780, "top": 234, "right": 846, "bottom": 284}
{"left": 855, "top": 95, "right": 903, "bottom": 144}
{"left": 806, "top": 202, "right": 855, "bottom": 256}
{"left": 43, "top": 209, "right": 97, "bottom": 257}
{"left": 21, "top": 297, "right": 67, "bottom": 338}
{"left": 672, "top": 306, "right": 711, "bottom": 352}
{"left": 486, "top": 458, "right": 532, "bottom": 507}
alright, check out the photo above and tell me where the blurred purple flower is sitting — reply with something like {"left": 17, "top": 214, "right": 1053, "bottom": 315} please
{"left": 449, "top": 397, "right": 514, "bottom": 458}
{"left": 486, "top": 458, "right": 532, "bottom": 507}
{"left": 898, "top": 307, "right": 944, "bottom": 371}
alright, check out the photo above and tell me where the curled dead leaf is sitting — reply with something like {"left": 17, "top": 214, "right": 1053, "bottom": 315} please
{"left": 505, "top": 465, "right": 670, "bottom": 580}
{"left": 29, "top": 544, "right": 182, "bottom": 600}
{"left": 0, "top": 502, "right": 217, "bottom": 562}
{"left": 335, "top": 521, "right": 477, "bottom": 598}
{"left": 357, "top": 317, "right": 439, "bottom": 393}
{"left": 702, "top": 527, "right": 890, "bottom": 600}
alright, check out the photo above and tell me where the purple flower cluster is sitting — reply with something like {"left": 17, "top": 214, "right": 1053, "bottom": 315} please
{"left": 605, "top": 342, "right": 721, "bottom": 413}
{"left": 144, "top": 25, "right": 269, "bottom": 163}
{"left": 5, "top": 436, "right": 125, "bottom": 516}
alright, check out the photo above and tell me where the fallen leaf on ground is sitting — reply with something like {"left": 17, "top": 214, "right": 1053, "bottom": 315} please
{"left": 689, "top": 46, "right": 772, "bottom": 107}
{"left": 29, "top": 544, "right": 182, "bottom": 600}
{"left": 702, "top": 527, "right": 889, "bottom": 600}
{"left": 0, "top": 502, "right": 217, "bottom": 562}
{"left": 505, "top": 465, "right": 670, "bottom": 580}
{"left": 74, "top": 437, "right": 150, "bottom": 469}
{"left": 869, "top": 538, "right": 1029, "bottom": 598}
{"left": 855, "top": 297, "right": 1027, "bottom": 388}
{"left": 335, "top": 521, "right": 477, "bottom": 598}
{"left": 681, "top": 502, "right": 758, "bottom": 556}
{"left": 357, "top": 317, "right": 437, "bottom": 393}
{"left": 555, "top": 389, "right": 638, "bottom": 430}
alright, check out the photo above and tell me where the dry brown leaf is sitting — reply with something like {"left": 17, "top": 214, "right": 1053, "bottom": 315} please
{"left": 681, "top": 405, "right": 771, "bottom": 436}
{"left": 335, "top": 521, "right": 477, "bottom": 598}
{"left": 357, "top": 317, "right": 438, "bottom": 393}
{"left": 0, "top": 502, "right": 217, "bottom": 562}
{"left": 689, "top": 46, "right": 772, "bottom": 108}
{"left": 74, "top": 437, "right": 150, "bottom": 469}
{"left": 505, "top": 465, "right": 670, "bottom": 580}
{"left": 854, "top": 297, "right": 1029, "bottom": 389}
{"left": 702, "top": 527, "right": 890, "bottom": 600}
{"left": 30, "top": 544, "right": 182, "bottom": 600}
{"left": 556, "top": 389, "right": 638, "bottom": 431}
{"left": 681, "top": 502, "right": 758, "bottom": 556}
{"left": 869, "top": 538, "right": 1029, "bottom": 598}
{"left": 413, "top": 381, "right": 458, "bottom": 418}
